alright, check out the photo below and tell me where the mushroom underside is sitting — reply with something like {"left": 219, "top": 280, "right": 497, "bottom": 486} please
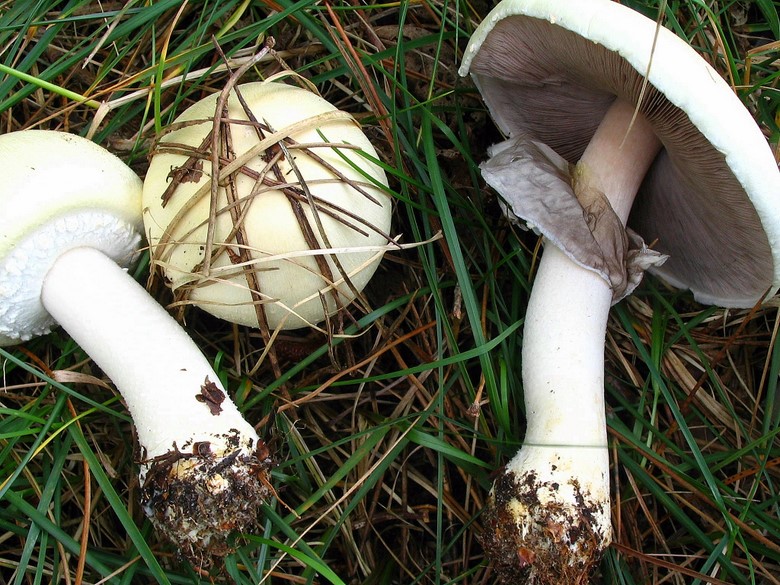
{"left": 468, "top": 15, "right": 773, "bottom": 306}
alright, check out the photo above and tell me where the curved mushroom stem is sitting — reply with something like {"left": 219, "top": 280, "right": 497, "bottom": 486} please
{"left": 482, "top": 100, "right": 661, "bottom": 584}
{"left": 41, "top": 246, "right": 272, "bottom": 562}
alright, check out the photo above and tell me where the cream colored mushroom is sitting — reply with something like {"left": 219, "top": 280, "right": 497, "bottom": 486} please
{"left": 143, "top": 81, "right": 392, "bottom": 331}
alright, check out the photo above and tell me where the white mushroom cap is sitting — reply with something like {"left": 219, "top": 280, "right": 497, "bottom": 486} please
{"left": 0, "top": 130, "right": 142, "bottom": 345}
{"left": 460, "top": 0, "right": 780, "bottom": 307}
{"left": 143, "top": 81, "right": 392, "bottom": 330}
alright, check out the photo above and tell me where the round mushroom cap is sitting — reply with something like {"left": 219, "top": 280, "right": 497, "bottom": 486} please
{"left": 0, "top": 130, "right": 143, "bottom": 346}
{"left": 460, "top": 0, "right": 780, "bottom": 307}
{"left": 143, "top": 81, "right": 392, "bottom": 330}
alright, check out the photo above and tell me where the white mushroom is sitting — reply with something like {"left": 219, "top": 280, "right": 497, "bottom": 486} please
{"left": 459, "top": 1, "right": 780, "bottom": 582}
{"left": 0, "top": 130, "right": 272, "bottom": 562}
{"left": 142, "top": 81, "right": 392, "bottom": 331}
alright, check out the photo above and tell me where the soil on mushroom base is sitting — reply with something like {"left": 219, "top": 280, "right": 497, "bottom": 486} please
{"left": 140, "top": 430, "right": 274, "bottom": 565}
{"left": 480, "top": 470, "right": 606, "bottom": 585}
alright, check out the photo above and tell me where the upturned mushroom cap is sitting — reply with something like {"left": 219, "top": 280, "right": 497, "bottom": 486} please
{"left": 0, "top": 130, "right": 142, "bottom": 345}
{"left": 143, "top": 81, "right": 392, "bottom": 330}
{"left": 460, "top": 0, "right": 780, "bottom": 308}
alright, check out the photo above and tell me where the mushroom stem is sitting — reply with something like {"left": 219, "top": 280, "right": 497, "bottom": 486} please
{"left": 577, "top": 99, "right": 662, "bottom": 223}
{"left": 40, "top": 246, "right": 271, "bottom": 561}
{"left": 483, "top": 99, "right": 661, "bottom": 583}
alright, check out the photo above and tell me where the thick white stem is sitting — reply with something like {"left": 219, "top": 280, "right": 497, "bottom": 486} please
{"left": 40, "top": 246, "right": 259, "bottom": 458}
{"left": 40, "top": 246, "right": 270, "bottom": 560}
{"left": 484, "top": 100, "right": 661, "bottom": 583}
{"left": 517, "top": 242, "right": 611, "bottom": 456}
{"left": 516, "top": 99, "right": 660, "bottom": 484}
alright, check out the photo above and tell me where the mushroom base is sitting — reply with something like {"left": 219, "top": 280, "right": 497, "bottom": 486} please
{"left": 139, "top": 434, "right": 273, "bottom": 564}
{"left": 481, "top": 468, "right": 611, "bottom": 585}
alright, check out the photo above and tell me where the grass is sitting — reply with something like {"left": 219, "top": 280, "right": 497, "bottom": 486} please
{"left": 0, "top": 1, "right": 778, "bottom": 584}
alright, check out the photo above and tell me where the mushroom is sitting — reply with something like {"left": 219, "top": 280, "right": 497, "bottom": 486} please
{"left": 142, "top": 80, "right": 392, "bottom": 332}
{"left": 0, "top": 130, "right": 272, "bottom": 562}
{"left": 459, "top": 1, "right": 780, "bottom": 583}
